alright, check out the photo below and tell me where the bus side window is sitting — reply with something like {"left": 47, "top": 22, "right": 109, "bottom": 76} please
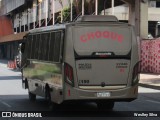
{"left": 31, "top": 35, "right": 36, "bottom": 59}
{"left": 35, "top": 34, "right": 39, "bottom": 59}
{"left": 41, "top": 33, "right": 50, "bottom": 61}
{"left": 27, "top": 35, "right": 32, "bottom": 59}
{"left": 49, "top": 32, "right": 56, "bottom": 61}
{"left": 53, "top": 31, "right": 61, "bottom": 62}
{"left": 38, "top": 34, "right": 43, "bottom": 60}
{"left": 46, "top": 33, "right": 50, "bottom": 61}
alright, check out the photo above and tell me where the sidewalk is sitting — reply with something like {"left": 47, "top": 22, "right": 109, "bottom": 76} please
{"left": 0, "top": 59, "right": 160, "bottom": 90}
{"left": 0, "top": 59, "right": 8, "bottom": 68}
{"left": 139, "top": 74, "right": 160, "bottom": 90}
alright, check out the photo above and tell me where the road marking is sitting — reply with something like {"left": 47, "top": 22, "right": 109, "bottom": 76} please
{"left": 146, "top": 100, "right": 160, "bottom": 105}
{"left": 0, "top": 100, "right": 11, "bottom": 108}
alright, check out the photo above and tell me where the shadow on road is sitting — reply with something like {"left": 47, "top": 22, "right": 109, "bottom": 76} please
{"left": 0, "top": 92, "right": 160, "bottom": 118}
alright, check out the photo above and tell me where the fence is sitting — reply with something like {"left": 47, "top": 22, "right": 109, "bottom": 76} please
{"left": 141, "top": 38, "right": 160, "bottom": 74}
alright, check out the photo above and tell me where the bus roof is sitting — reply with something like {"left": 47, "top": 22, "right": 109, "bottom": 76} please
{"left": 76, "top": 15, "right": 118, "bottom": 22}
{"left": 29, "top": 24, "right": 66, "bottom": 34}
{"left": 28, "top": 16, "right": 130, "bottom": 35}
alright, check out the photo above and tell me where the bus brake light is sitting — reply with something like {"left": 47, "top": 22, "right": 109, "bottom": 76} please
{"left": 64, "top": 63, "right": 74, "bottom": 86}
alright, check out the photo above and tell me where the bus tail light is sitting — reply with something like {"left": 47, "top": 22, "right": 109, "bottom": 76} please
{"left": 64, "top": 63, "right": 74, "bottom": 86}
{"left": 132, "top": 62, "right": 140, "bottom": 85}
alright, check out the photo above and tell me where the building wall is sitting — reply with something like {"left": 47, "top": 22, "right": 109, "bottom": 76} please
{"left": 0, "top": 0, "right": 25, "bottom": 15}
{"left": 13, "top": 0, "right": 70, "bottom": 32}
{"left": 101, "top": 4, "right": 129, "bottom": 20}
{"left": 0, "top": 16, "right": 13, "bottom": 37}
{"left": 0, "top": 0, "right": 70, "bottom": 59}
{"left": 148, "top": 8, "right": 160, "bottom": 21}
{"left": 101, "top": 3, "right": 160, "bottom": 22}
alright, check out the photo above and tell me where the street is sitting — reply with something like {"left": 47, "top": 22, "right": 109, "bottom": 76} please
{"left": 0, "top": 64, "right": 160, "bottom": 120}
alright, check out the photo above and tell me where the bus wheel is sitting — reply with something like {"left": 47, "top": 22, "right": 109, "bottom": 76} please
{"left": 45, "top": 86, "right": 59, "bottom": 110}
{"left": 28, "top": 91, "right": 36, "bottom": 101}
{"left": 96, "top": 101, "right": 114, "bottom": 110}
{"left": 45, "top": 86, "right": 51, "bottom": 102}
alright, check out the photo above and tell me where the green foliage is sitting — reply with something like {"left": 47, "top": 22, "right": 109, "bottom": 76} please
{"left": 57, "top": 7, "right": 70, "bottom": 23}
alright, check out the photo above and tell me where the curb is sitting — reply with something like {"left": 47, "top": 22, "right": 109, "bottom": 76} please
{"left": 139, "top": 83, "right": 160, "bottom": 90}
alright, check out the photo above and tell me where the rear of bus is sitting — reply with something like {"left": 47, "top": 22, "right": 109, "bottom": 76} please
{"left": 63, "top": 16, "right": 139, "bottom": 108}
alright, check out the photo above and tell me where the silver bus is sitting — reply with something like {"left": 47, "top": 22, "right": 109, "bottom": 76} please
{"left": 21, "top": 15, "right": 140, "bottom": 110}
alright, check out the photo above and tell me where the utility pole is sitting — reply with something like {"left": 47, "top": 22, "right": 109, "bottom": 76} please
{"left": 70, "top": 0, "right": 73, "bottom": 21}
{"left": 52, "top": 0, "right": 55, "bottom": 25}
{"left": 45, "top": 0, "right": 48, "bottom": 26}
{"left": 82, "top": 0, "right": 84, "bottom": 15}
{"left": 111, "top": 0, "right": 114, "bottom": 15}
{"left": 95, "top": 0, "right": 98, "bottom": 15}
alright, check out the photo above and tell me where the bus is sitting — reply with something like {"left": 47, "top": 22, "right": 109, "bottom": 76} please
{"left": 21, "top": 15, "right": 140, "bottom": 110}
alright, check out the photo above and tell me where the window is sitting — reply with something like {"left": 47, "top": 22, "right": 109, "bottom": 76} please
{"left": 49, "top": 32, "right": 55, "bottom": 61}
{"left": 38, "top": 34, "right": 43, "bottom": 60}
{"left": 27, "top": 35, "right": 32, "bottom": 59}
{"left": 53, "top": 32, "right": 61, "bottom": 62}
{"left": 49, "top": 31, "right": 62, "bottom": 62}
{"left": 25, "top": 29, "right": 63, "bottom": 62}
{"left": 35, "top": 34, "right": 40, "bottom": 59}
{"left": 41, "top": 33, "right": 50, "bottom": 61}
{"left": 149, "top": 1, "right": 156, "bottom": 8}
{"left": 157, "top": 2, "right": 160, "bottom": 8}
{"left": 31, "top": 35, "right": 36, "bottom": 59}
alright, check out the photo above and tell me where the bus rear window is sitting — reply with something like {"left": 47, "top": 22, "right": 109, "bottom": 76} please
{"left": 73, "top": 25, "right": 132, "bottom": 56}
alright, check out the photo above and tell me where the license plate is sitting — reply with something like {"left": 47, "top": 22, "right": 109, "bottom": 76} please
{"left": 97, "top": 92, "right": 111, "bottom": 97}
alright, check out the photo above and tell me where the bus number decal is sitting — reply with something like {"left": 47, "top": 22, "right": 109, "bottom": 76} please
{"left": 79, "top": 80, "right": 90, "bottom": 84}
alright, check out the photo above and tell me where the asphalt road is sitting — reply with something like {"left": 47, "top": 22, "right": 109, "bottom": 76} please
{"left": 0, "top": 64, "right": 160, "bottom": 120}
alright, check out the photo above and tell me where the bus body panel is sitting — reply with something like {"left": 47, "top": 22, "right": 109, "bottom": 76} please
{"left": 76, "top": 60, "right": 130, "bottom": 86}
{"left": 23, "top": 61, "right": 64, "bottom": 103}
{"left": 23, "top": 61, "right": 62, "bottom": 87}
{"left": 63, "top": 23, "right": 139, "bottom": 102}
{"left": 64, "top": 83, "right": 138, "bottom": 101}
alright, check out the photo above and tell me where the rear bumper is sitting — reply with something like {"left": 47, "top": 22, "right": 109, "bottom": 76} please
{"left": 64, "top": 84, "right": 138, "bottom": 102}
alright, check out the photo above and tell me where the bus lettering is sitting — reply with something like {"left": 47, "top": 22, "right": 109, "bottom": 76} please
{"left": 103, "top": 31, "right": 110, "bottom": 38}
{"left": 80, "top": 30, "right": 124, "bottom": 43}
{"left": 87, "top": 32, "right": 95, "bottom": 40}
{"left": 80, "top": 35, "right": 87, "bottom": 42}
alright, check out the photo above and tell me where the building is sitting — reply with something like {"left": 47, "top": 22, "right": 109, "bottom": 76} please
{"left": 0, "top": 0, "right": 70, "bottom": 59}
{"left": 0, "top": 0, "right": 148, "bottom": 60}
{"left": 102, "top": 0, "right": 160, "bottom": 37}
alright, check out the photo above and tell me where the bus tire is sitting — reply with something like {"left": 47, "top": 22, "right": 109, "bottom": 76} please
{"left": 97, "top": 101, "right": 114, "bottom": 110}
{"left": 25, "top": 79, "right": 28, "bottom": 89}
{"left": 28, "top": 91, "right": 36, "bottom": 101}
{"left": 45, "top": 85, "right": 51, "bottom": 104}
{"left": 45, "top": 86, "right": 59, "bottom": 110}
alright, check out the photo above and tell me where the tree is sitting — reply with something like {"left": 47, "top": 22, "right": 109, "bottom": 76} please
{"left": 73, "top": 0, "right": 81, "bottom": 15}
{"left": 72, "top": 0, "right": 106, "bottom": 15}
